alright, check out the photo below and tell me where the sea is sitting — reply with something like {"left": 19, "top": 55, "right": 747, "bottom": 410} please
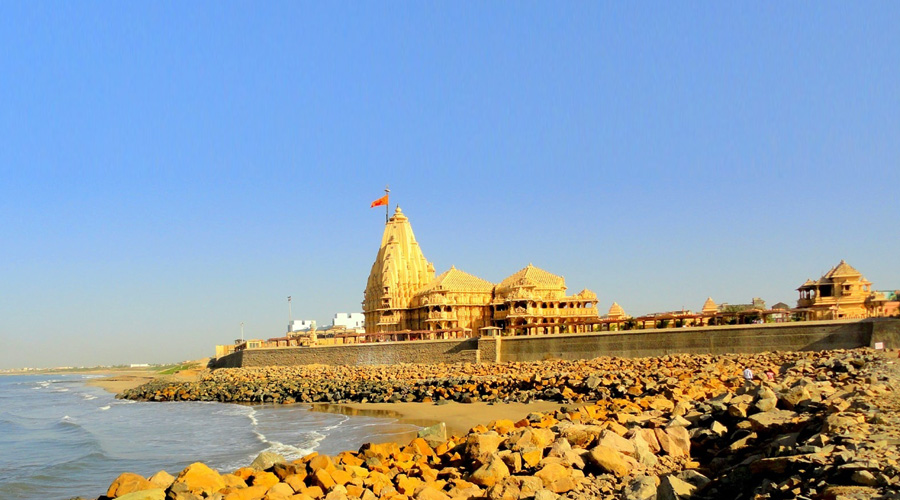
{"left": 0, "top": 374, "right": 420, "bottom": 500}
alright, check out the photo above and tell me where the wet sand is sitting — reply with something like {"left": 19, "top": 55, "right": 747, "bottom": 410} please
{"left": 85, "top": 368, "right": 563, "bottom": 438}
{"left": 87, "top": 368, "right": 205, "bottom": 394}
{"left": 310, "top": 400, "right": 568, "bottom": 437}
{"left": 86, "top": 371, "right": 160, "bottom": 393}
{"left": 87, "top": 366, "right": 568, "bottom": 440}
{"left": 90, "top": 374, "right": 565, "bottom": 445}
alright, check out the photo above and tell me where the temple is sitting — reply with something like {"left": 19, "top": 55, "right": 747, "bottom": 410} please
{"left": 795, "top": 260, "right": 894, "bottom": 320}
{"left": 362, "top": 207, "right": 600, "bottom": 339}
{"left": 362, "top": 207, "right": 436, "bottom": 333}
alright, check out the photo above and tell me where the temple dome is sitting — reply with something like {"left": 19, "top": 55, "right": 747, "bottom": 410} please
{"left": 823, "top": 259, "right": 863, "bottom": 279}
{"left": 416, "top": 267, "right": 495, "bottom": 295}
{"left": 495, "top": 264, "right": 566, "bottom": 300}
{"left": 702, "top": 297, "right": 718, "bottom": 314}
{"left": 607, "top": 302, "right": 626, "bottom": 319}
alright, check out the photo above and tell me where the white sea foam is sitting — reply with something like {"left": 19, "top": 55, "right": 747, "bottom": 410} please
{"left": 82, "top": 394, "right": 97, "bottom": 400}
{"left": 304, "top": 430, "right": 327, "bottom": 450}
{"left": 263, "top": 440, "right": 314, "bottom": 459}
{"left": 99, "top": 406, "right": 110, "bottom": 411}
{"left": 252, "top": 429, "right": 267, "bottom": 444}
{"left": 246, "top": 407, "right": 259, "bottom": 426}
{"left": 321, "top": 414, "right": 350, "bottom": 432}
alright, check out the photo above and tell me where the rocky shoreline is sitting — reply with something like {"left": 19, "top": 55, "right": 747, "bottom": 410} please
{"left": 121, "top": 351, "right": 829, "bottom": 406}
{"left": 95, "top": 348, "right": 899, "bottom": 499}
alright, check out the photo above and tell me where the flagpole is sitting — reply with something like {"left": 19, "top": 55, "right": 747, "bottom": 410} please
{"left": 384, "top": 185, "right": 390, "bottom": 224}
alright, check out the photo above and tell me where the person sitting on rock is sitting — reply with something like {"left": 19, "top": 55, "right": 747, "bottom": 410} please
{"left": 743, "top": 367, "right": 754, "bottom": 381}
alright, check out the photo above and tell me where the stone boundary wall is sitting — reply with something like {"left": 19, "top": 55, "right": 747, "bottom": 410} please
{"left": 212, "top": 319, "right": 899, "bottom": 368}
{"left": 488, "top": 319, "right": 894, "bottom": 363}
{"left": 213, "top": 338, "right": 480, "bottom": 368}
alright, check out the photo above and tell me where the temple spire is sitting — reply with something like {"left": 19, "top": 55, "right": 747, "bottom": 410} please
{"left": 362, "top": 208, "right": 435, "bottom": 333}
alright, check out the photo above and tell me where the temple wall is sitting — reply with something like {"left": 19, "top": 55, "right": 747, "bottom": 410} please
{"left": 492, "top": 319, "right": 893, "bottom": 362}
{"left": 212, "top": 319, "right": 899, "bottom": 368}
{"left": 213, "top": 338, "right": 480, "bottom": 368}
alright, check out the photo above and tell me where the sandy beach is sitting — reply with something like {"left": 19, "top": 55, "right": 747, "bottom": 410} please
{"left": 87, "top": 366, "right": 207, "bottom": 394}
{"left": 85, "top": 371, "right": 160, "bottom": 393}
{"left": 309, "top": 400, "right": 568, "bottom": 437}
{"left": 89, "top": 349, "right": 900, "bottom": 500}
{"left": 87, "top": 367, "right": 566, "bottom": 439}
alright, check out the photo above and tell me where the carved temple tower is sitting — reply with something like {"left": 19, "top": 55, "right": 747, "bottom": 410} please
{"left": 363, "top": 207, "right": 602, "bottom": 338}
{"left": 363, "top": 207, "right": 435, "bottom": 333}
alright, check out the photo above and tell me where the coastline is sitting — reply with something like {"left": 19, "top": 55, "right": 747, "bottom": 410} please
{"left": 85, "top": 371, "right": 160, "bottom": 393}
{"left": 86, "top": 368, "right": 567, "bottom": 441}
{"left": 89, "top": 349, "right": 900, "bottom": 500}
{"left": 86, "top": 368, "right": 205, "bottom": 394}
{"left": 309, "top": 400, "right": 568, "bottom": 438}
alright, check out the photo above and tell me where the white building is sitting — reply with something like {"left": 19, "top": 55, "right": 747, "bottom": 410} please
{"left": 288, "top": 319, "right": 316, "bottom": 332}
{"left": 332, "top": 313, "right": 365, "bottom": 329}
{"left": 288, "top": 313, "right": 364, "bottom": 333}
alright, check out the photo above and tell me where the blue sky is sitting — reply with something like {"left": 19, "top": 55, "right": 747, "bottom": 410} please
{"left": 1, "top": 3, "right": 898, "bottom": 369}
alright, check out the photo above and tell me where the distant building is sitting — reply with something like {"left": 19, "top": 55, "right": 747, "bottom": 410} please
{"left": 331, "top": 312, "right": 365, "bottom": 329}
{"left": 719, "top": 297, "right": 767, "bottom": 313}
{"left": 598, "top": 295, "right": 792, "bottom": 331}
{"left": 288, "top": 319, "right": 316, "bottom": 332}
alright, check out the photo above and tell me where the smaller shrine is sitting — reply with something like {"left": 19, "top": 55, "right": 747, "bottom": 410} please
{"left": 795, "top": 260, "right": 891, "bottom": 320}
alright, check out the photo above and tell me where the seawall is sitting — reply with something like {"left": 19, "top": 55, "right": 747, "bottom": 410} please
{"left": 214, "top": 337, "right": 480, "bottom": 368}
{"left": 211, "top": 318, "right": 900, "bottom": 368}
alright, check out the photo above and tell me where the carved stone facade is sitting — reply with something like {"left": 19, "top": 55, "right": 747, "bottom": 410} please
{"left": 490, "top": 264, "right": 599, "bottom": 335}
{"left": 410, "top": 266, "right": 495, "bottom": 333}
{"left": 795, "top": 260, "right": 892, "bottom": 320}
{"left": 363, "top": 207, "right": 600, "bottom": 338}
{"left": 362, "top": 207, "right": 435, "bottom": 333}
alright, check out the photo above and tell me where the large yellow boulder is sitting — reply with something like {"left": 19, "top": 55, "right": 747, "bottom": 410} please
{"left": 172, "top": 462, "right": 226, "bottom": 496}
{"left": 148, "top": 470, "right": 176, "bottom": 490}
{"left": 587, "top": 445, "right": 630, "bottom": 478}
{"left": 222, "top": 484, "right": 268, "bottom": 500}
{"left": 114, "top": 489, "right": 165, "bottom": 500}
{"left": 248, "top": 471, "right": 280, "bottom": 489}
{"left": 468, "top": 456, "right": 510, "bottom": 488}
{"left": 107, "top": 472, "right": 155, "bottom": 498}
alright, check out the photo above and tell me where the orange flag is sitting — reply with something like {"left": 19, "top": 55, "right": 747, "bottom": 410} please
{"left": 370, "top": 194, "right": 389, "bottom": 208}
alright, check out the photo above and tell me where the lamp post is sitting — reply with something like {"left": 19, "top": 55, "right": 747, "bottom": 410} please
{"left": 288, "top": 296, "right": 293, "bottom": 332}
{"left": 240, "top": 321, "right": 244, "bottom": 342}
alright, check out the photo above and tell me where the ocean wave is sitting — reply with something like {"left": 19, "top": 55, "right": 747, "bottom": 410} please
{"left": 303, "top": 431, "right": 327, "bottom": 450}
{"left": 57, "top": 416, "right": 88, "bottom": 433}
{"left": 47, "top": 450, "right": 113, "bottom": 473}
{"left": 261, "top": 440, "right": 314, "bottom": 460}
{"left": 251, "top": 429, "right": 267, "bottom": 445}
{"left": 321, "top": 414, "right": 350, "bottom": 432}
{"left": 81, "top": 394, "right": 97, "bottom": 401}
{"left": 0, "top": 416, "right": 23, "bottom": 432}
{"left": 98, "top": 406, "right": 111, "bottom": 411}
